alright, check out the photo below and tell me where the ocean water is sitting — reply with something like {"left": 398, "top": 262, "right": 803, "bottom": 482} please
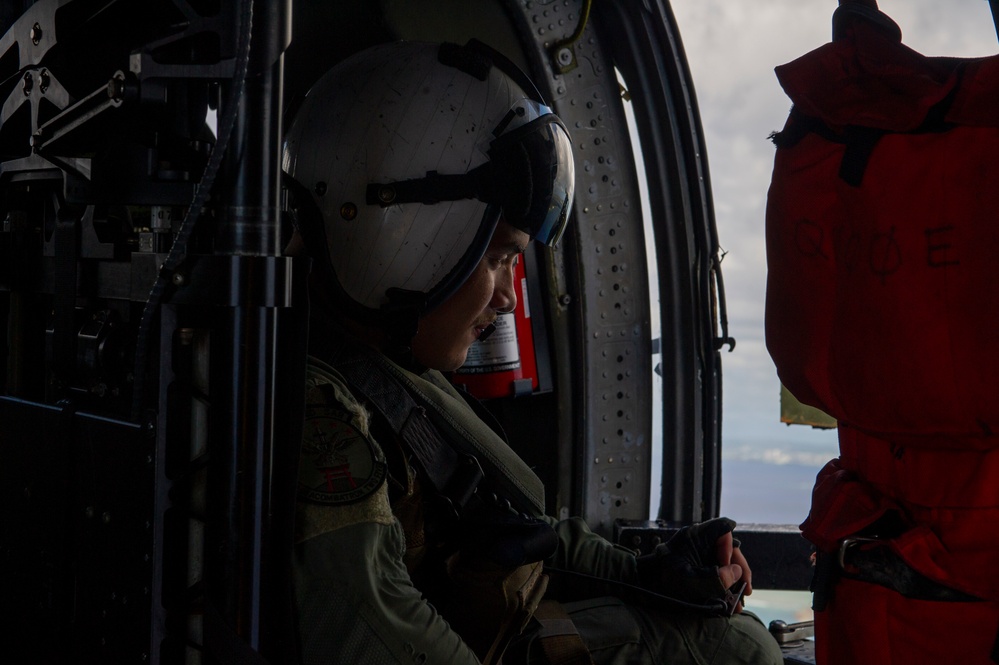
{"left": 719, "top": 458, "right": 822, "bottom": 527}
{"left": 743, "top": 589, "right": 813, "bottom": 627}
{"left": 720, "top": 457, "right": 825, "bottom": 627}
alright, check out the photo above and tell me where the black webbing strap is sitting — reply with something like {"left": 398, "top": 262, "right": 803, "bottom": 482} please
{"left": 832, "top": 2, "right": 902, "bottom": 42}
{"left": 841, "top": 544, "right": 980, "bottom": 602}
{"left": 326, "top": 341, "right": 483, "bottom": 520}
{"left": 366, "top": 164, "right": 493, "bottom": 208}
{"left": 810, "top": 547, "right": 838, "bottom": 612}
{"left": 771, "top": 77, "right": 960, "bottom": 189}
{"left": 813, "top": 543, "right": 980, "bottom": 609}
{"left": 533, "top": 600, "right": 594, "bottom": 665}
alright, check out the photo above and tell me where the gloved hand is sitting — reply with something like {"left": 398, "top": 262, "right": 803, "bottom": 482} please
{"left": 635, "top": 517, "right": 752, "bottom": 611}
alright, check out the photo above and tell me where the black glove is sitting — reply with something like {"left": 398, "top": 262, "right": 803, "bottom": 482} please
{"left": 635, "top": 517, "right": 739, "bottom": 605}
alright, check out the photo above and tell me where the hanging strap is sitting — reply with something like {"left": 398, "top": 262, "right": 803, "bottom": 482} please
{"left": 533, "top": 601, "right": 595, "bottom": 665}
{"left": 323, "top": 341, "right": 484, "bottom": 522}
{"left": 832, "top": 0, "right": 901, "bottom": 42}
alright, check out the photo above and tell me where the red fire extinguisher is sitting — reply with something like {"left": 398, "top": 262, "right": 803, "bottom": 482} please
{"left": 452, "top": 257, "right": 538, "bottom": 399}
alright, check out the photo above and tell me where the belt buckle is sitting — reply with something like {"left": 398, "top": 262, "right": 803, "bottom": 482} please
{"left": 837, "top": 536, "right": 879, "bottom": 571}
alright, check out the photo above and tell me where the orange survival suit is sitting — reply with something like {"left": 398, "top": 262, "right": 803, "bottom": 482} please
{"left": 765, "top": 2, "right": 999, "bottom": 663}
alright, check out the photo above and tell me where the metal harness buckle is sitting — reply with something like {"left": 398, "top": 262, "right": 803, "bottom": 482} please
{"left": 837, "top": 536, "right": 879, "bottom": 571}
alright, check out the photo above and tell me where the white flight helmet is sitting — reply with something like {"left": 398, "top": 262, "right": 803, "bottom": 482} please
{"left": 283, "top": 40, "right": 574, "bottom": 325}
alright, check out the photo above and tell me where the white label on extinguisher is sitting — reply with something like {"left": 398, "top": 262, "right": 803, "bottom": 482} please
{"left": 457, "top": 312, "right": 521, "bottom": 374}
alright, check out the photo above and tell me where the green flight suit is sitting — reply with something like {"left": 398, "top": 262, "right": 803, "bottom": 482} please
{"left": 293, "top": 349, "right": 782, "bottom": 665}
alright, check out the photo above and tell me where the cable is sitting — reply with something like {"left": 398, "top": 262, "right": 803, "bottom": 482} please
{"left": 130, "top": 0, "right": 254, "bottom": 421}
{"left": 544, "top": 567, "right": 732, "bottom": 615}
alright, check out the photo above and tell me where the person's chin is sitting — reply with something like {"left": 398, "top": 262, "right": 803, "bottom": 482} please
{"left": 442, "top": 349, "right": 470, "bottom": 372}
{"left": 418, "top": 343, "right": 470, "bottom": 373}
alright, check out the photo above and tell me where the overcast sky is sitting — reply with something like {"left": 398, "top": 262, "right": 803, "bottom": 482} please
{"left": 665, "top": 0, "right": 999, "bottom": 467}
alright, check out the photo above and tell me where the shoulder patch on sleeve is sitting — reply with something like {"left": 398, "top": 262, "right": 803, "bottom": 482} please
{"left": 299, "top": 401, "right": 388, "bottom": 505}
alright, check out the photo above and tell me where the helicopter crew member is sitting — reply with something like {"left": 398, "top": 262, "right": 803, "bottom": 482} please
{"left": 283, "top": 40, "right": 783, "bottom": 665}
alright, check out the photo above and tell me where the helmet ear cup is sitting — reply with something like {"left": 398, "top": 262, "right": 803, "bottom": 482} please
{"left": 283, "top": 172, "right": 383, "bottom": 325}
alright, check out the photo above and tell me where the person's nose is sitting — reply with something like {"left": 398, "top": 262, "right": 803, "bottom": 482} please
{"left": 491, "top": 261, "right": 518, "bottom": 314}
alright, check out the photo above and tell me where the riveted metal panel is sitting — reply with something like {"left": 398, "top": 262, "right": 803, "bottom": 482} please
{"left": 505, "top": 0, "right": 654, "bottom": 535}
{"left": 594, "top": 0, "right": 724, "bottom": 524}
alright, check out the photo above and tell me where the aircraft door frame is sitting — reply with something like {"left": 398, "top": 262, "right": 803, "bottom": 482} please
{"left": 504, "top": 0, "right": 725, "bottom": 529}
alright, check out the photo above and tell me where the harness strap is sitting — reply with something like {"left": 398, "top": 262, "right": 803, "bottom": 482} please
{"left": 841, "top": 539, "right": 980, "bottom": 602}
{"left": 327, "top": 343, "right": 483, "bottom": 520}
{"left": 813, "top": 541, "right": 981, "bottom": 611}
{"left": 533, "top": 600, "right": 595, "bottom": 665}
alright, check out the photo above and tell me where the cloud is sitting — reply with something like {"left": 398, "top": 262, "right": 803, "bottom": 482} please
{"left": 724, "top": 443, "right": 835, "bottom": 468}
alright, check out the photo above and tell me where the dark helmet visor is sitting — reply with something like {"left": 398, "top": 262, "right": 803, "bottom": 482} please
{"left": 489, "top": 111, "right": 575, "bottom": 247}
